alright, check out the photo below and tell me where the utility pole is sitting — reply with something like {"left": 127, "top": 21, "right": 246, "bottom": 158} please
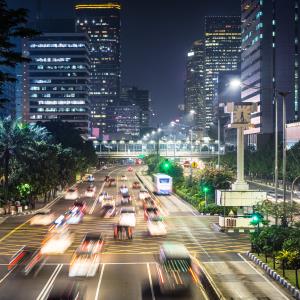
{"left": 279, "top": 91, "right": 291, "bottom": 227}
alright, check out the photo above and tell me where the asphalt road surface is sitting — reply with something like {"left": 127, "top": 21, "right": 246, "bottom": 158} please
{"left": 0, "top": 165, "right": 293, "bottom": 300}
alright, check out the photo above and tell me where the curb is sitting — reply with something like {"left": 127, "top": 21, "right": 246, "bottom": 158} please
{"left": 246, "top": 251, "right": 300, "bottom": 299}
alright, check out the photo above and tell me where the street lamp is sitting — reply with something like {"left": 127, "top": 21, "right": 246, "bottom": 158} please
{"left": 279, "top": 91, "right": 292, "bottom": 227}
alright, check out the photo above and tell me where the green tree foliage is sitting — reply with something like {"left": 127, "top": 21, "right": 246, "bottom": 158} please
{"left": 0, "top": 0, "right": 39, "bottom": 106}
{"left": 195, "top": 165, "right": 234, "bottom": 203}
{"left": 0, "top": 117, "right": 95, "bottom": 206}
{"left": 39, "top": 120, "right": 97, "bottom": 172}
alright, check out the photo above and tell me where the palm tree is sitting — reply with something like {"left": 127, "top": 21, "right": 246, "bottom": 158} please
{"left": 0, "top": 117, "right": 48, "bottom": 203}
{"left": 276, "top": 250, "right": 291, "bottom": 278}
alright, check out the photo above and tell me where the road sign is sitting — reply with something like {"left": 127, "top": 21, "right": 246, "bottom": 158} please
{"left": 191, "top": 162, "right": 198, "bottom": 168}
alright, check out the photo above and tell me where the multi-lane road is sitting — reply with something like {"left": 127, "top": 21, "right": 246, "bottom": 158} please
{"left": 0, "top": 165, "right": 293, "bottom": 299}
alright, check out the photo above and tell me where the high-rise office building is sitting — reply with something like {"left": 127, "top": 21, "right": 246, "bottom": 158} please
{"left": 121, "top": 86, "right": 151, "bottom": 132}
{"left": 75, "top": 2, "right": 121, "bottom": 136}
{"left": 241, "top": 0, "right": 299, "bottom": 147}
{"left": 204, "top": 16, "right": 241, "bottom": 128}
{"left": 22, "top": 33, "right": 91, "bottom": 133}
{"left": 184, "top": 40, "right": 205, "bottom": 129}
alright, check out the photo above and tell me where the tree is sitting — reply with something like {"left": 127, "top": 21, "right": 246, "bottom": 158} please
{"left": 40, "top": 121, "right": 97, "bottom": 170}
{"left": 0, "top": 117, "right": 48, "bottom": 203}
{"left": 0, "top": 0, "right": 39, "bottom": 106}
{"left": 195, "top": 165, "right": 234, "bottom": 203}
{"left": 276, "top": 250, "right": 291, "bottom": 278}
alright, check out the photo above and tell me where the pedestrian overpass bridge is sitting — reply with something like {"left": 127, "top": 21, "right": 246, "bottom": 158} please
{"left": 94, "top": 140, "right": 221, "bottom": 159}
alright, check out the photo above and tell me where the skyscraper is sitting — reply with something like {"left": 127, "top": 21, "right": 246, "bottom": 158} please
{"left": 75, "top": 2, "right": 121, "bottom": 136}
{"left": 204, "top": 16, "right": 241, "bottom": 128}
{"left": 241, "top": 0, "right": 299, "bottom": 147}
{"left": 22, "top": 33, "right": 91, "bottom": 133}
{"left": 184, "top": 40, "right": 205, "bottom": 129}
{"left": 121, "top": 86, "right": 151, "bottom": 132}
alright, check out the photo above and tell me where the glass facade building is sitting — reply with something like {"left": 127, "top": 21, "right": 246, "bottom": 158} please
{"left": 121, "top": 86, "right": 151, "bottom": 132}
{"left": 75, "top": 2, "right": 121, "bottom": 135}
{"left": 22, "top": 33, "right": 91, "bottom": 133}
{"left": 241, "top": 0, "right": 300, "bottom": 147}
{"left": 184, "top": 40, "right": 205, "bottom": 129}
{"left": 204, "top": 16, "right": 241, "bottom": 128}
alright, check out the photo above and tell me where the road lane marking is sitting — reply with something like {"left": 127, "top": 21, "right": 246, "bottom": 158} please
{"left": 147, "top": 263, "right": 156, "bottom": 300}
{"left": 94, "top": 263, "right": 105, "bottom": 300}
{"left": 0, "top": 268, "right": 14, "bottom": 285}
{"left": 0, "top": 220, "right": 31, "bottom": 243}
{"left": 36, "top": 264, "right": 63, "bottom": 300}
{"left": 237, "top": 253, "right": 290, "bottom": 300}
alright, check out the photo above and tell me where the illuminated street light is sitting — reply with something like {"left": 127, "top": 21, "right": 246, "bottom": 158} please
{"left": 157, "top": 128, "right": 162, "bottom": 132}
{"left": 229, "top": 78, "right": 241, "bottom": 89}
{"left": 190, "top": 109, "right": 196, "bottom": 114}
{"left": 151, "top": 130, "right": 155, "bottom": 135}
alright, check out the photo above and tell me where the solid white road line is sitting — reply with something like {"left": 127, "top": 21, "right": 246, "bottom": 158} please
{"left": 147, "top": 263, "right": 156, "bottom": 300}
{"left": 237, "top": 253, "right": 290, "bottom": 300}
{"left": 36, "top": 264, "right": 63, "bottom": 300}
{"left": 0, "top": 268, "right": 14, "bottom": 285}
{"left": 94, "top": 263, "right": 105, "bottom": 300}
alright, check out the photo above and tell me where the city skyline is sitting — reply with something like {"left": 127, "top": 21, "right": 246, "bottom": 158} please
{"left": 7, "top": 0, "right": 241, "bottom": 124}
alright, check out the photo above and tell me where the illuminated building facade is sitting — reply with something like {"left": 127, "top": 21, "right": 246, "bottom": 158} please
{"left": 204, "top": 16, "right": 241, "bottom": 128}
{"left": 75, "top": 2, "right": 121, "bottom": 135}
{"left": 184, "top": 40, "right": 205, "bottom": 129}
{"left": 241, "top": 0, "right": 300, "bottom": 147}
{"left": 121, "top": 86, "right": 151, "bottom": 132}
{"left": 22, "top": 33, "right": 90, "bottom": 133}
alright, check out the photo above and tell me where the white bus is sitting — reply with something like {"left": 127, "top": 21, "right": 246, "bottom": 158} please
{"left": 153, "top": 173, "right": 172, "bottom": 195}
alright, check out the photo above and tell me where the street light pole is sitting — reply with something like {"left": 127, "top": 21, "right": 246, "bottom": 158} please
{"left": 217, "top": 118, "right": 221, "bottom": 169}
{"left": 188, "top": 110, "right": 195, "bottom": 184}
{"left": 279, "top": 91, "right": 291, "bottom": 227}
{"left": 274, "top": 92, "right": 279, "bottom": 225}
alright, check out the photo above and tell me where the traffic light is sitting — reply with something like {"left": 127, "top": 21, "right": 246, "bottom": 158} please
{"left": 250, "top": 212, "right": 263, "bottom": 226}
{"left": 163, "top": 159, "right": 171, "bottom": 171}
{"left": 203, "top": 186, "right": 209, "bottom": 193}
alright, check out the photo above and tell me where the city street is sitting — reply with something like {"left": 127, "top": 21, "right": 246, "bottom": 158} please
{"left": 0, "top": 165, "right": 292, "bottom": 299}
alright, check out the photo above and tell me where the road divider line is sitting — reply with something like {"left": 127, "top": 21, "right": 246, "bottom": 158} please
{"left": 237, "top": 253, "right": 290, "bottom": 300}
{"left": 94, "top": 263, "right": 105, "bottom": 300}
{"left": 36, "top": 264, "right": 62, "bottom": 300}
{"left": 147, "top": 263, "right": 156, "bottom": 300}
{"left": 0, "top": 268, "right": 14, "bottom": 285}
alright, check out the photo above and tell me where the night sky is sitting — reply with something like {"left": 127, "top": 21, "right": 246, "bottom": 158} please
{"left": 8, "top": 0, "right": 240, "bottom": 124}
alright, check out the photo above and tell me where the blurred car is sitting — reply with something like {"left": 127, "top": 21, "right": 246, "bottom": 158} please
{"left": 85, "top": 185, "right": 96, "bottom": 198}
{"left": 156, "top": 242, "right": 197, "bottom": 294}
{"left": 46, "top": 281, "right": 84, "bottom": 300}
{"left": 139, "top": 189, "right": 150, "bottom": 200}
{"left": 144, "top": 206, "right": 159, "bottom": 221}
{"left": 87, "top": 174, "right": 95, "bottom": 182}
{"left": 120, "top": 185, "right": 129, "bottom": 195}
{"left": 132, "top": 181, "right": 141, "bottom": 189}
{"left": 69, "top": 233, "right": 103, "bottom": 277}
{"left": 98, "top": 191, "right": 108, "bottom": 203}
{"left": 41, "top": 226, "right": 74, "bottom": 255}
{"left": 119, "top": 206, "right": 136, "bottom": 227}
{"left": 101, "top": 165, "right": 108, "bottom": 170}
{"left": 107, "top": 178, "right": 116, "bottom": 187}
{"left": 66, "top": 207, "right": 84, "bottom": 225}
{"left": 65, "top": 188, "right": 79, "bottom": 200}
{"left": 30, "top": 209, "right": 55, "bottom": 226}
{"left": 127, "top": 166, "right": 133, "bottom": 172}
{"left": 147, "top": 216, "right": 167, "bottom": 236}
{"left": 73, "top": 200, "right": 87, "bottom": 214}
{"left": 104, "top": 204, "right": 116, "bottom": 218}
{"left": 101, "top": 196, "right": 115, "bottom": 208}
{"left": 120, "top": 175, "right": 127, "bottom": 181}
